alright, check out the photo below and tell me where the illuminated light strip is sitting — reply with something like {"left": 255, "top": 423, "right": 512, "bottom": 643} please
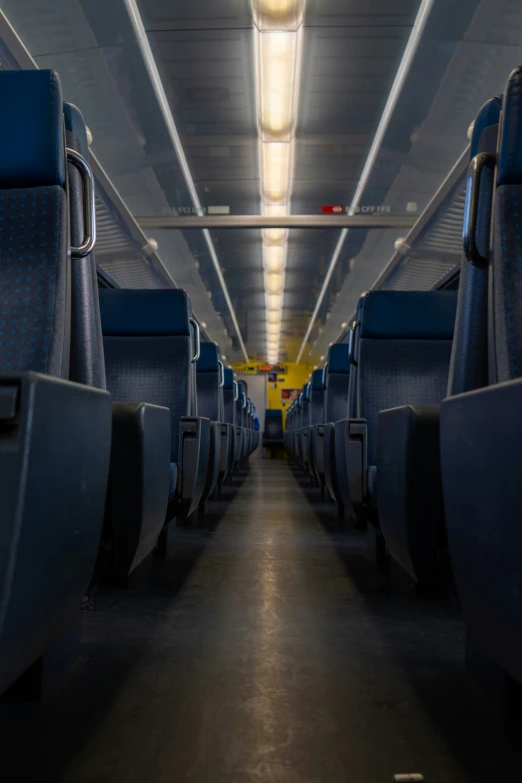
{"left": 254, "top": 0, "right": 305, "bottom": 363}
{"left": 123, "top": 0, "right": 248, "bottom": 361}
{"left": 295, "top": 0, "right": 436, "bottom": 363}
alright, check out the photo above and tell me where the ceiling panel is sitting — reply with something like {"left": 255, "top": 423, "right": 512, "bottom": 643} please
{"left": 5, "top": 0, "right": 522, "bottom": 363}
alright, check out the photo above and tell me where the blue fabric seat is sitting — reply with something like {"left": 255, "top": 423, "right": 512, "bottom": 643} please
{"left": 441, "top": 67, "right": 522, "bottom": 689}
{"left": 379, "top": 96, "right": 499, "bottom": 586}
{"left": 195, "top": 341, "right": 223, "bottom": 501}
{"left": 322, "top": 343, "right": 350, "bottom": 506}
{"left": 263, "top": 409, "right": 283, "bottom": 445}
{"left": 223, "top": 367, "right": 235, "bottom": 425}
{"left": 99, "top": 288, "right": 196, "bottom": 516}
{"left": 337, "top": 290, "right": 456, "bottom": 533}
{"left": 0, "top": 70, "right": 112, "bottom": 696}
{"left": 309, "top": 368, "right": 326, "bottom": 485}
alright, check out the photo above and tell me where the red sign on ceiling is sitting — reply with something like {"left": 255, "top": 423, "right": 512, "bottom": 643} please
{"left": 322, "top": 205, "right": 344, "bottom": 214}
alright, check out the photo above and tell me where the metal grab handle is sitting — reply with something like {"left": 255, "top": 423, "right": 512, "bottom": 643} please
{"left": 233, "top": 380, "right": 239, "bottom": 401}
{"left": 217, "top": 359, "right": 225, "bottom": 387}
{"left": 190, "top": 317, "right": 200, "bottom": 362}
{"left": 67, "top": 148, "right": 96, "bottom": 258}
{"left": 349, "top": 320, "right": 360, "bottom": 366}
{"left": 463, "top": 152, "right": 495, "bottom": 267}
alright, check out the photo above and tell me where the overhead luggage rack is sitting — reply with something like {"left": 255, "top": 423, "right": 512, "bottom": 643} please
{"left": 374, "top": 148, "right": 470, "bottom": 293}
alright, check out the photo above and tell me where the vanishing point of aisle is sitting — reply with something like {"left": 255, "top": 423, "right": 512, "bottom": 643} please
{"left": 2, "top": 456, "right": 522, "bottom": 782}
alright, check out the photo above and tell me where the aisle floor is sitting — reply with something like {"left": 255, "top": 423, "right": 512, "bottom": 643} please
{"left": 2, "top": 456, "right": 522, "bottom": 782}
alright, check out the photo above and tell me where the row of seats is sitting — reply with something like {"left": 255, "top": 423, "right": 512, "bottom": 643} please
{"left": 287, "top": 66, "right": 522, "bottom": 706}
{"left": 0, "top": 69, "right": 258, "bottom": 697}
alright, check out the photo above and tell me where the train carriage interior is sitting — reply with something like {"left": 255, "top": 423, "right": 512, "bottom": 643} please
{"left": 2, "top": 0, "right": 522, "bottom": 781}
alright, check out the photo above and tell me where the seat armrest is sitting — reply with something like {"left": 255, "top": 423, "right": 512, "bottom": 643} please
{"left": 105, "top": 402, "right": 171, "bottom": 577}
{"left": 0, "top": 372, "right": 112, "bottom": 695}
{"left": 346, "top": 418, "right": 368, "bottom": 509}
{"left": 218, "top": 422, "right": 233, "bottom": 482}
{"left": 332, "top": 418, "right": 369, "bottom": 518}
{"left": 200, "top": 420, "right": 221, "bottom": 502}
{"left": 170, "top": 416, "right": 211, "bottom": 519}
{"left": 377, "top": 405, "right": 442, "bottom": 584}
{"left": 311, "top": 424, "right": 325, "bottom": 481}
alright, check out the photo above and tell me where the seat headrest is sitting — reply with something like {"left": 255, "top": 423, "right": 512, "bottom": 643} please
{"left": 64, "top": 102, "right": 89, "bottom": 157}
{"left": 302, "top": 383, "right": 311, "bottom": 401}
{"left": 498, "top": 66, "right": 522, "bottom": 186}
{"left": 327, "top": 343, "right": 350, "bottom": 373}
{"left": 311, "top": 368, "right": 324, "bottom": 391}
{"left": 197, "top": 341, "right": 219, "bottom": 372}
{"left": 266, "top": 409, "right": 282, "bottom": 420}
{"left": 223, "top": 367, "right": 234, "bottom": 389}
{"left": 0, "top": 70, "right": 65, "bottom": 189}
{"left": 360, "top": 291, "right": 457, "bottom": 340}
{"left": 471, "top": 95, "right": 501, "bottom": 158}
{"left": 99, "top": 289, "right": 192, "bottom": 336}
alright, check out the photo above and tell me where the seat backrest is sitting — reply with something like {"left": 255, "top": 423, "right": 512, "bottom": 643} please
{"left": 301, "top": 382, "right": 311, "bottom": 427}
{"left": 64, "top": 102, "right": 106, "bottom": 390}
{"left": 356, "top": 290, "right": 458, "bottom": 464}
{"left": 265, "top": 409, "right": 283, "bottom": 438}
{"left": 447, "top": 95, "right": 501, "bottom": 396}
{"left": 0, "top": 70, "right": 69, "bottom": 379}
{"left": 236, "top": 381, "right": 247, "bottom": 426}
{"left": 310, "top": 368, "right": 325, "bottom": 425}
{"left": 196, "top": 341, "right": 220, "bottom": 421}
{"left": 347, "top": 295, "right": 365, "bottom": 417}
{"left": 491, "top": 66, "right": 522, "bottom": 384}
{"left": 223, "top": 367, "right": 235, "bottom": 424}
{"left": 296, "top": 392, "right": 302, "bottom": 426}
{"left": 99, "top": 288, "right": 194, "bottom": 462}
{"left": 325, "top": 343, "right": 350, "bottom": 423}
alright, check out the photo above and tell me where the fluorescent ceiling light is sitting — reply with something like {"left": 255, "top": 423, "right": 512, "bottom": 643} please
{"left": 260, "top": 141, "right": 293, "bottom": 205}
{"left": 256, "top": 31, "right": 300, "bottom": 140}
{"left": 255, "top": 1, "right": 305, "bottom": 362}
{"left": 264, "top": 244, "right": 287, "bottom": 272}
{"left": 295, "top": 0, "right": 435, "bottom": 363}
{"left": 267, "top": 311, "right": 282, "bottom": 324}
{"left": 253, "top": 0, "right": 305, "bottom": 31}
{"left": 264, "top": 227, "right": 289, "bottom": 245}
{"left": 263, "top": 206, "right": 289, "bottom": 246}
{"left": 265, "top": 272, "right": 285, "bottom": 294}
{"left": 123, "top": 0, "right": 248, "bottom": 362}
{"left": 267, "top": 293, "right": 284, "bottom": 310}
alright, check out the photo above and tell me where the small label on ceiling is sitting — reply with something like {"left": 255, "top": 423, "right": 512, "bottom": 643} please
{"left": 208, "top": 205, "right": 230, "bottom": 215}
{"left": 322, "top": 205, "right": 344, "bottom": 214}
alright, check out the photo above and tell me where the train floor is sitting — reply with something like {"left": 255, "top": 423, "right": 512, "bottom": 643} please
{"left": 1, "top": 454, "right": 522, "bottom": 782}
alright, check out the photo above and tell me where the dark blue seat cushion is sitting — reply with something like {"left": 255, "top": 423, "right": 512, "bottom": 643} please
{"left": 498, "top": 66, "right": 522, "bottom": 187}
{"left": 0, "top": 70, "right": 65, "bottom": 190}
{"left": 360, "top": 291, "right": 458, "bottom": 340}
{"left": 327, "top": 343, "right": 350, "bottom": 373}
{"left": 197, "top": 341, "right": 219, "bottom": 372}
{"left": 99, "top": 289, "right": 192, "bottom": 337}
{"left": 471, "top": 95, "right": 502, "bottom": 158}
{"left": 311, "top": 368, "right": 324, "bottom": 391}
{"left": 0, "top": 186, "right": 68, "bottom": 377}
{"left": 264, "top": 409, "right": 283, "bottom": 440}
{"left": 359, "top": 340, "right": 452, "bottom": 464}
{"left": 223, "top": 367, "right": 234, "bottom": 389}
{"left": 103, "top": 335, "right": 191, "bottom": 462}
